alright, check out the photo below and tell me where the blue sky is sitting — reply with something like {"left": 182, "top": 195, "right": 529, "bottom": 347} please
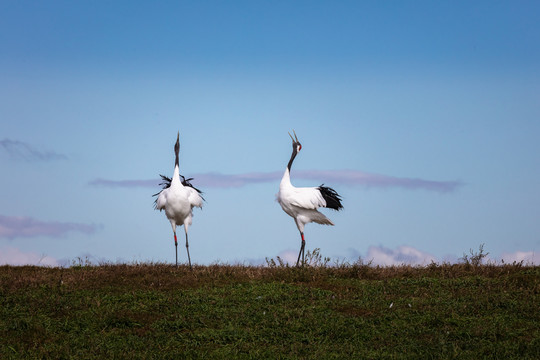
{"left": 1, "top": 1, "right": 539, "bottom": 266}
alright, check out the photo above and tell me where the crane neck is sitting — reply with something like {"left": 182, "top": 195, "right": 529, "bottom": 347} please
{"left": 172, "top": 133, "right": 182, "bottom": 186}
{"left": 172, "top": 164, "right": 181, "bottom": 185}
{"left": 287, "top": 148, "right": 298, "bottom": 172}
{"left": 280, "top": 167, "right": 291, "bottom": 187}
{"left": 282, "top": 147, "right": 298, "bottom": 187}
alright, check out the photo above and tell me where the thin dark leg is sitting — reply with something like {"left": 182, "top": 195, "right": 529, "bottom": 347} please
{"left": 185, "top": 232, "right": 192, "bottom": 270}
{"left": 174, "top": 232, "right": 178, "bottom": 268}
{"left": 301, "top": 233, "right": 305, "bottom": 266}
{"left": 296, "top": 232, "right": 305, "bottom": 267}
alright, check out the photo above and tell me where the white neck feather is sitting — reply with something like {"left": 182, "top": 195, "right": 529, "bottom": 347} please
{"left": 280, "top": 167, "right": 292, "bottom": 187}
{"left": 172, "top": 165, "right": 182, "bottom": 186}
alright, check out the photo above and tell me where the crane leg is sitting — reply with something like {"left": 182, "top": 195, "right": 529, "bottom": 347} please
{"left": 185, "top": 232, "right": 192, "bottom": 270}
{"left": 296, "top": 233, "right": 305, "bottom": 267}
{"left": 302, "top": 241, "right": 305, "bottom": 265}
{"left": 174, "top": 232, "right": 178, "bottom": 268}
{"left": 301, "top": 232, "right": 305, "bottom": 266}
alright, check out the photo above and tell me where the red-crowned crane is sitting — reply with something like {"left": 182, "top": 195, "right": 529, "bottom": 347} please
{"left": 154, "top": 132, "right": 203, "bottom": 268}
{"left": 276, "top": 131, "right": 343, "bottom": 266}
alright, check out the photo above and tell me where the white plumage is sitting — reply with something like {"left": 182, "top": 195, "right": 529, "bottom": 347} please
{"left": 154, "top": 132, "right": 203, "bottom": 268}
{"left": 277, "top": 131, "right": 343, "bottom": 266}
{"left": 277, "top": 169, "right": 333, "bottom": 233}
{"left": 155, "top": 167, "right": 203, "bottom": 232}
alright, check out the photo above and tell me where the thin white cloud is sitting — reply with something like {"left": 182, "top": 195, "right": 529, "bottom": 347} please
{"left": 0, "top": 215, "right": 100, "bottom": 239}
{"left": 90, "top": 170, "right": 462, "bottom": 193}
{"left": 0, "top": 246, "right": 59, "bottom": 266}
{"left": 0, "top": 138, "right": 67, "bottom": 161}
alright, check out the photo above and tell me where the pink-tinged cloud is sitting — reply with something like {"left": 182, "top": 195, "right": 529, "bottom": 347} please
{"left": 0, "top": 138, "right": 67, "bottom": 161}
{"left": 90, "top": 170, "right": 462, "bottom": 193}
{"left": 271, "top": 245, "right": 438, "bottom": 266}
{"left": 0, "top": 215, "right": 100, "bottom": 239}
{"left": 366, "top": 245, "right": 437, "bottom": 266}
{"left": 0, "top": 246, "right": 59, "bottom": 266}
{"left": 89, "top": 178, "right": 157, "bottom": 188}
{"left": 295, "top": 170, "right": 462, "bottom": 193}
{"left": 187, "top": 172, "right": 283, "bottom": 188}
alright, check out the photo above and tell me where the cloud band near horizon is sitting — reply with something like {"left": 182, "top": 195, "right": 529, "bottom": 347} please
{"left": 90, "top": 170, "right": 463, "bottom": 193}
{"left": 0, "top": 215, "right": 100, "bottom": 239}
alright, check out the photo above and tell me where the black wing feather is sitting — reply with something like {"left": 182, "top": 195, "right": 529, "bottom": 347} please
{"left": 152, "top": 174, "right": 172, "bottom": 197}
{"left": 318, "top": 184, "right": 343, "bottom": 211}
{"left": 180, "top": 175, "right": 205, "bottom": 201}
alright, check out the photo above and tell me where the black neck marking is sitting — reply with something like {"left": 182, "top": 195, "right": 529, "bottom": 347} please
{"left": 287, "top": 145, "right": 298, "bottom": 172}
{"left": 174, "top": 135, "right": 180, "bottom": 168}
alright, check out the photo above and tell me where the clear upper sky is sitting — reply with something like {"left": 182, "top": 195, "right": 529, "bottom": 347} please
{"left": 1, "top": 1, "right": 539, "bottom": 266}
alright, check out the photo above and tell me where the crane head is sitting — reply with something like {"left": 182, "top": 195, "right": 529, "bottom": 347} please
{"left": 288, "top": 130, "right": 302, "bottom": 152}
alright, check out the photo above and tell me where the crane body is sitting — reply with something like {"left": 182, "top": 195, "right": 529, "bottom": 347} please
{"left": 154, "top": 132, "right": 203, "bottom": 268}
{"left": 277, "top": 131, "right": 343, "bottom": 266}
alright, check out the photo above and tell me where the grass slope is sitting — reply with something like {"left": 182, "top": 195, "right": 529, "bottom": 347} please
{"left": 1, "top": 259, "right": 539, "bottom": 359}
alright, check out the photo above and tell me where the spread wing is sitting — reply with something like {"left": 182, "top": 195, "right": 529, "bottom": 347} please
{"left": 153, "top": 174, "right": 204, "bottom": 210}
{"left": 180, "top": 175, "right": 205, "bottom": 202}
{"left": 186, "top": 186, "right": 204, "bottom": 209}
{"left": 153, "top": 175, "right": 171, "bottom": 210}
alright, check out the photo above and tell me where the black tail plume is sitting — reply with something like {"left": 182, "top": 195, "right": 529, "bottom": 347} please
{"left": 318, "top": 184, "right": 343, "bottom": 211}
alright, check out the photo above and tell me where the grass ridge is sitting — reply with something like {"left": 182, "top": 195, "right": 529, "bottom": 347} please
{"left": 1, "top": 259, "right": 539, "bottom": 359}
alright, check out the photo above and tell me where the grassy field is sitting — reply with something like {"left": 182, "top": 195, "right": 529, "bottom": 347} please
{"left": 1, "top": 252, "right": 539, "bottom": 359}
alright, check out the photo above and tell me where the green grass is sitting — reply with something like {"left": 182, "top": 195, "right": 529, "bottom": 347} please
{"left": 0, "top": 258, "right": 539, "bottom": 359}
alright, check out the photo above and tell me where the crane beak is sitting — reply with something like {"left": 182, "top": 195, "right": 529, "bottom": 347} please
{"left": 174, "top": 132, "right": 180, "bottom": 156}
{"left": 289, "top": 130, "right": 299, "bottom": 143}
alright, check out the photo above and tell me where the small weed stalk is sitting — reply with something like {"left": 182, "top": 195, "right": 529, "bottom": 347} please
{"left": 304, "top": 248, "right": 330, "bottom": 267}
{"left": 460, "top": 243, "right": 489, "bottom": 267}
{"left": 265, "top": 256, "right": 288, "bottom": 268}
{"left": 71, "top": 256, "right": 93, "bottom": 268}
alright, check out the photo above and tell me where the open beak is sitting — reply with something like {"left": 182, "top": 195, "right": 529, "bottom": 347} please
{"left": 288, "top": 130, "right": 299, "bottom": 143}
